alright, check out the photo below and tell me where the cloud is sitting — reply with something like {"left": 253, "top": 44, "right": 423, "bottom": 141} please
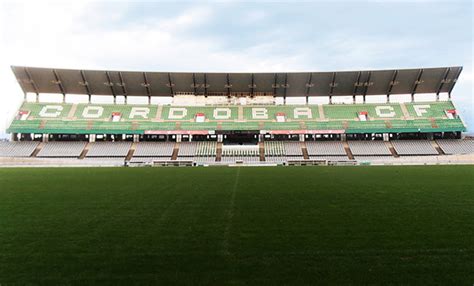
{"left": 0, "top": 0, "right": 472, "bottom": 137}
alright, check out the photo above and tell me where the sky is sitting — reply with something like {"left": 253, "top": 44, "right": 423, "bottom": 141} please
{"left": 0, "top": 0, "right": 472, "bottom": 138}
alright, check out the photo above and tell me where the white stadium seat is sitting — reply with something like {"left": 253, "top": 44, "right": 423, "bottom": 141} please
{"left": 86, "top": 142, "right": 132, "bottom": 157}
{"left": 348, "top": 140, "right": 391, "bottom": 155}
{"left": 133, "top": 142, "right": 175, "bottom": 157}
{"left": 436, "top": 139, "right": 474, "bottom": 154}
{"left": 391, "top": 140, "right": 438, "bottom": 155}
{"left": 305, "top": 141, "right": 346, "bottom": 155}
{"left": 0, "top": 141, "right": 39, "bottom": 157}
{"left": 37, "top": 141, "right": 86, "bottom": 157}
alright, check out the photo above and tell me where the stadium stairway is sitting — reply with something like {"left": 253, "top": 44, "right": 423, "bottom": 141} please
{"left": 385, "top": 141, "right": 399, "bottom": 158}
{"left": 301, "top": 142, "right": 310, "bottom": 160}
{"left": 342, "top": 141, "right": 354, "bottom": 160}
{"left": 318, "top": 105, "right": 325, "bottom": 120}
{"left": 125, "top": 142, "right": 137, "bottom": 161}
{"left": 216, "top": 142, "right": 222, "bottom": 162}
{"left": 171, "top": 142, "right": 179, "bottom": 160}
{"left": 79, "top": 142, "right": 90, "bottom": 159}
{"left": 31, "top": 142, "right": 45, "bottom": 157}
{"left": 431, "top": 140, "right": 445, "bottom": 155}
{"left": 259, "top": 141, "right": 265, "bottom": 162}
{"left": 399, "top": 103, "right": 412, "bottom": 119}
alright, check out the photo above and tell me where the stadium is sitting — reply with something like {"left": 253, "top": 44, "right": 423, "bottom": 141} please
{"left": 1, "top": 1, "right": 473, "bottom": 283}
{"left": 1, "top": 65, "right": 472, "bottom": 166}
{"left": 1, "top": 64, "right": 474, "bottom": 284}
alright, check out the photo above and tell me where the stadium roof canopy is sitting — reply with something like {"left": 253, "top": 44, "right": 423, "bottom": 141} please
{"left": 12, "top": 66, "right": 462, "bottom": 98}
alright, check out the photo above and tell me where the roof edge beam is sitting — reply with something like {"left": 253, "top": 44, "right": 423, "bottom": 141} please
{"left": 24, "top": 67, "right": 40, "bottom": 96}
{"left": 411, "top": 69, "right": 424, "bottom": 101}
{"left": 105, "top": 71, "right": 116, "bottom": 103}
{"left": 79, "top": 70, "right": 92, "bottom": 102}
{"left": 142, "top": 72, "right": 152, "bottom": 97}
{"left": 118, "top": 72, "right": 127, "bottom": 96}
{"left": 329, "top": 72, "right": 336, "bottom": 104}
{"left": 167, "top": 73, "right": 174, "bottom": 96}
{"left": 352, "top": 71, "right": 362, "bottom": 103}
{"left": 305, "top": 73, "right": 313, "bottom": 104}
{"left": 448, "top": 67, "right": 463, "bottom": 97}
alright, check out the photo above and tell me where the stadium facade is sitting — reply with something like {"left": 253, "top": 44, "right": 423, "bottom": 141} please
{"left": 1, "top": 66, "right": 472, "bottom": 166}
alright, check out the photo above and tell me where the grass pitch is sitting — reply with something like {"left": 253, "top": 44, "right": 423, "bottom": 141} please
{"left": 0, "top": 166, "right": 473, "bottom": 285}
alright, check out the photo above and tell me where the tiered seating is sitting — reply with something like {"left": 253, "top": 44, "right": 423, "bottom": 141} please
{"left": 405, "top": 101, "right": 454, "bottom": 118}
{"left": 284, "top": 142, "right": 303, "bottom": 156}
{"left": 0, "top": 141, "right": 39, "bottom": 157}
{"left": 178, "top": 142, "right": 198, "bottom": 156}
{"left": 21, "top": 102, "right": 73, "bottom": 119}
{"left": 177, "top": 141, "right": 216, "bottom": 162}
{"left": 436, "top": 139, "right": 474, "bottom": 154}
{"left": 305, "top": 141, "right": 346, "bottom": 155}
{"left": 196, "top": 141, "right": 217, "bottom": 156}
{"left": 220, "top": 122, "right": 259, "bottom": 131}
{"left": 264, "top": 141, "right": 285, "bottom": 156}
{"left": 37, "top": 141, "right": 86, "bottom": 157}
{"left": 264, "top": 156, "right": 286, "bottom": 163}
{"left": 263, "top": 141, "right": 303, "bottom": 162}
{"left": 242, "top": 105, "right": 319, "bottom": 120}
{"left": 222, "top": 147, "right": 259, "bottom": 157}
{"left": 86, "top": 142, "right": 131, "bottom": 157}
{"left": 75, "top": 104, "right": 135, "bottom": 120}
{"left": 133, "top": 142, "right": 175, "bottom": 157}
{"left": 221, "top": 145, "right": 259, "bottom": 163}
{"left": 391, "top": 140, "right": 438, "bottom": 155}
{"left": 348, "top": 141, "right": 391, "bottom": 155}
{"left": 8, "top": 101, "right": 466, "bottom": 134}
{"left": 161, "top": 106, "right": 239, "bottom": 121}
{"left": 323, "top": 103, "right": 403, "bottom": 119}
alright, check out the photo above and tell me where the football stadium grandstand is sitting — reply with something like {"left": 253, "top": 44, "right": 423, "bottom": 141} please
{"left": 1, "top": 66, "right": 472, "bottom": 166}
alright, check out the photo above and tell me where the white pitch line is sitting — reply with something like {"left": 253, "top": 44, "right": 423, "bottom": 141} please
{"left": 222, "top": 167, "right": 240, "bottom": 257}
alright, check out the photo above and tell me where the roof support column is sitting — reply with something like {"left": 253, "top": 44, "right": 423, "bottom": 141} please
{"left": 352, "top": 72, "right": 361, "bottom": 104}
{"left": 79, "top": 70, "right": 92, "bottom": 103}
{"left": 203, "top": 74, "right": 208, "bottom": 98}
{"left": 386, "top": 70, "right": 398, "bottom": 104}
{"left": 411, "top": 69, "right": 424, "bottom": 103}
{"left": 24, "top": 67, "right": 39, "bottom": 102}
{"left": 142, "top": 72, "right": 152, "bottom": 100}
{"left": 362, "top": 71, "right": 371, "bottom": 104}
{"left": 52, "top": 69, "right": 66, "bottom": 103}
{"left": 329, "top": 72, "right": 336, "bottom": 105}
{"left": 113, "top": 96, "right": 117, "bottom": 104}
{"left": 124, "top": 96, "right": 128, "bottom": 105}
{"left": 305, "top": 73, "right": 313, "bottom": 105}
{"left": 436, "top": 68, "right": 450, "bottom": 102}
